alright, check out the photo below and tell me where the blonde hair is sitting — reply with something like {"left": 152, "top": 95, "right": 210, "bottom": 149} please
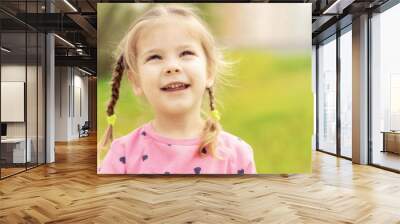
{"left": 99, "top": 4, "right": 229, "bottom": 159}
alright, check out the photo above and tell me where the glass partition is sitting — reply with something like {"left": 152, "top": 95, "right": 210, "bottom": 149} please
{"left": 1, "top": 31, "right": 28, "bottom": 177}
{"left": 371, "top": 3, "right": 400, "bottom": 171}
{"left": 317, "top": 36, "right": 337, "bottom": 154}
{"left": 339, "top": 28, "right": 352, "bottom": 158}
{"left": 0, "top": 1, "right": 46, "bottom": 179}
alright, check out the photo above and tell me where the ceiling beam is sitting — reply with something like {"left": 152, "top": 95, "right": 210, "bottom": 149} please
{"left": 66, "top": 13, "right": 97, "bottom": 45}
{"left": 55, "top": 55, "right": 96, "bottom": 74}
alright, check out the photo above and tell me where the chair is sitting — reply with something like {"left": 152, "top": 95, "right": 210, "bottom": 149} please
{"left": 79, "top": 121, "right": 90, "bottom": 138}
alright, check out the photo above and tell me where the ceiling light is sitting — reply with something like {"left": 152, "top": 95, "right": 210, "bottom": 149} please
{"left": 78, "top": 67, "right": 92, "bottom": 76}
{"left": 1, "top": 47, "right": 11, "bottom": 53}
{"left": 63, "top": 0, "right": 78, "bottom": 12}
{"left": 323, "top": 0, "right": 355, "bottom": 15}
{"left": 54, "top": 34, "right": 75, "bottom": 48}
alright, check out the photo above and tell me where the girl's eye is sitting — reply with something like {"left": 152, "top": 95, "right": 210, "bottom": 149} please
{"left": 147, "top": 54, "right": 161, "bottom": 61}
{"left": 181, "top": 50, "right": 195, "bottom": 57}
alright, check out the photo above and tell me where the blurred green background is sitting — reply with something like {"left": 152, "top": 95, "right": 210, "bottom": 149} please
{"left": 97, "top": 3, "right": 313, "bottom": 173}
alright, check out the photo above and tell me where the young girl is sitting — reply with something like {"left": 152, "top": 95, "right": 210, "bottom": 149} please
{"left": 98, "top": 4, "right": 257, "bottom": 174}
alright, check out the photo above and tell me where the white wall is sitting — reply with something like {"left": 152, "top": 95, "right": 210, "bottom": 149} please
{"left": 1, "top": 65, "right": 37, "bottom": 137}
{"left": 55, "top": 67, "right": 89, "bottom": 141}
{"left": 1, "top": 65, "right": 26, "bottom": 141}
{"left": 1, "top": 65, "right": 25, "bottom": 81}
{"left": 55, "top": 67, "right": 69, "bottom": 141}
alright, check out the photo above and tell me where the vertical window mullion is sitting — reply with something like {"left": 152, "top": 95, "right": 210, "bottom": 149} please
{"left": 36, "top": 0, "right": 39, "bottom": 167}
{"left": 316, "top": 44, "right": 319, "bottom": 150}
{"left": 367, "top": 11, "right": 373, "bottom": 165}
{"left": 25, "top": 0, "right": 28, "bottom": 171}
{"left": 336, "top": 28, "right": 341, "bottom": 157}
{"left": 0, "top": 19, "right": 2, "bottom": 179}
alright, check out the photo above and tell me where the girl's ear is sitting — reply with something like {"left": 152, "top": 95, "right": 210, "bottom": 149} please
{"left": 127, "top": 71, "right": 143, "bottom": 96}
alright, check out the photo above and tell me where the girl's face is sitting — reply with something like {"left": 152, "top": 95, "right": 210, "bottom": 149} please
{"left": 133, "top": 17, "right": 214, "bottom": 116}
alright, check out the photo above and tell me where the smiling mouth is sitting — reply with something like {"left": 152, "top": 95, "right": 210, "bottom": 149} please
{"left": 160, "top": 82, "right": 191, "bottom": 92}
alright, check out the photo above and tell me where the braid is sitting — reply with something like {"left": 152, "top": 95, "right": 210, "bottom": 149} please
{"left": 198, "top": 87, "right": 222, "bottom": 159}
{"left": 98, "top": 56, "right": 125, "bottom": 150}
{"left": 207, "top": 87, "right": 215, "bottom": 111}
{"left": 107, "top": 56, "right": 125, "bottom": 116}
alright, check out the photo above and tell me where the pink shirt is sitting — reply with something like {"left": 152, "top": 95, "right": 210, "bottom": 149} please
{"left": 98, "top": 123, "right": 257, "bottom": 174}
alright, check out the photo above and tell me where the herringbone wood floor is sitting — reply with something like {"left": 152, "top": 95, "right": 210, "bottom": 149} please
{"left": 1, "top": 134, "right": 400, "bottom": 224}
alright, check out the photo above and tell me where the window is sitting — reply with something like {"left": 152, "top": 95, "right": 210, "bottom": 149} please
{"left": 371, "top": 2, "right": 400, "bottom": 171}
{"left": 317, "top": 36, "right": 337, "bottom": 154}
{"left": 339, "top": 28, "right": 352, "bottom": 158}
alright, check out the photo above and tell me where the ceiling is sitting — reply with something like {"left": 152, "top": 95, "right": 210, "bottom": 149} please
{"left": 0, "top": 0, "right": 393, "bottom": 76}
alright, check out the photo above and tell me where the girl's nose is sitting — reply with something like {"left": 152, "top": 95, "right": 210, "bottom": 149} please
{"left": 164, "top": 67, "right": 181, "bottom": 75}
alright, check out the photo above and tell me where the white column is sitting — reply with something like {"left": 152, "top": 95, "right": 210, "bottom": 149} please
{"left": 46, "top": 1, "right": 55, "bottom": 163}
{"left": 352, "top": 14, "right": 369, "bottom": 164}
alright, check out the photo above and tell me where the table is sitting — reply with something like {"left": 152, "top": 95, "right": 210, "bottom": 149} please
{"left": 381, "top": 131, "right": 400, "bottom": 154}
{"left": 1, "top": 138, "right": 32, "bottom": 163}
